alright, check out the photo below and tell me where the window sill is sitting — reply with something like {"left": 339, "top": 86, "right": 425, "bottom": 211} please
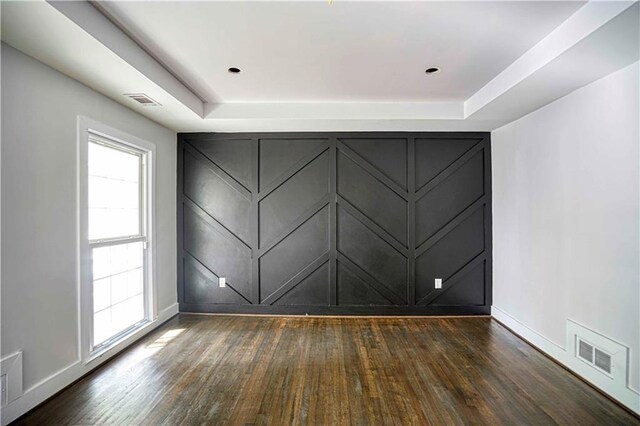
{"left": 85, "top": 318, "right": 154, "bottom": 365}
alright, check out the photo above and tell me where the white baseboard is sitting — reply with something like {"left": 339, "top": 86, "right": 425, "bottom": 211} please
{"left": 1, "top": 303, "right": 179, "bottom": 425}
{"left": 492, "top": 305, "right": 640, "bottom": 415}
{"left": 491, "top": 305, "right": 567, "bottom": 360}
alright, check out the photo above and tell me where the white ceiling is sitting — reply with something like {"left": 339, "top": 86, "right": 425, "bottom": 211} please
{"left": 99, "top": 1, "right": 584, "bottom": 103}
{"left": 1, "top": 1, "right": 637, "bottom": 132}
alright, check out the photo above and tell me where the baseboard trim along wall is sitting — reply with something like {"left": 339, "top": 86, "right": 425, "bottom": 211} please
{"left": 0, "top": 303, "right": 179, "bottom": 426}
{"left": 180, "top": 303, "right": 490, "bottom": 316}
{"left": 492, "top": 306, "right": 640, "bottom": 415}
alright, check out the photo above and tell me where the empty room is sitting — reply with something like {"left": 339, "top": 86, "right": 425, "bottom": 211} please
{"left": 1, "top": 0, "right": 639, "bottom": 424}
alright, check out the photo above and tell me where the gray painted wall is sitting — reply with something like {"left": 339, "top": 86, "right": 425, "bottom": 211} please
{"left": 1, "top": 44, "right": 177, "bottom": 414}
{"left": 492, "top": 62, "right": 639, "bottom": 393}
{"left": 178, "top": 133, "right": 492, "bottom": 315}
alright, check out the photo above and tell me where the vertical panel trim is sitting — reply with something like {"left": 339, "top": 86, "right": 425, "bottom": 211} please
{"left": 177, "top": 137, "right": 185, "bottom": 304}
{"left": 251, "top": 138, "right": 260, "bottom": 304}
{"left": 329, "top": 138, "right": 338, "bottom": 305}
{"left": 483, "top": 135, "right": 493, "bottom": 307}
{"left": 407, "top": 137, "right": 416, "bottom": 305}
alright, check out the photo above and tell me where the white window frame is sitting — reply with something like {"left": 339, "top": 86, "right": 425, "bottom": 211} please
{"left": 78, "top": 116, "right": 157, "bottom": 362}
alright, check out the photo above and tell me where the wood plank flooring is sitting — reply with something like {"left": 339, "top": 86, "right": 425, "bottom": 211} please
{"left": 15, "top": 315, "right": 639, "bottom": 425}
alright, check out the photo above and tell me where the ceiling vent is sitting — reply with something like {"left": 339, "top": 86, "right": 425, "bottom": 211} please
{"left": 124, "top": 93, "right": 161, "bottom": 107}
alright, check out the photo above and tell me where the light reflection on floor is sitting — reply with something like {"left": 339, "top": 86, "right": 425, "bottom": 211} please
{"left": 126, "top": 328, "right": 186, "bottom": 363}
{"left": 145, "top": 328, "right": 185, "bottom": 352}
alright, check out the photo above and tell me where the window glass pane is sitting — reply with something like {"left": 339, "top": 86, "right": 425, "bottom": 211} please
{"left": 88, "top": 141, "right": 141, "bottom": 240}
{"left": 92, "top": 242, "right": 145, "bottom": 347}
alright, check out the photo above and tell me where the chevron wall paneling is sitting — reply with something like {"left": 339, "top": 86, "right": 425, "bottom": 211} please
{"left": 178, "top": 132, "right": 491, "bottom": 315}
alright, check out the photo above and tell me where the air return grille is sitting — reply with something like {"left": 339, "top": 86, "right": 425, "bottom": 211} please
{"left": 566, "top": 320, "right": 631, "bottom": 410}
{"left": 124, "top": 93, "right": 161, "bottom": 107}
{"left": 578, "top": 339, "right": 594, "bottom": 362}
{"left": 594, "top": 349, "right": 612, "bottom": 374}
{"left": 576, "top": 337, "right": 613, "bottom": 376}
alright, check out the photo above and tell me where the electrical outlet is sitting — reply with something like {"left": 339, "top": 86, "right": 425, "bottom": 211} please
{"left": 219, "top": 277, "right": 226, "bottom": 288}
{"left": 435, "top": 278, "right": 442, "bottom": 289}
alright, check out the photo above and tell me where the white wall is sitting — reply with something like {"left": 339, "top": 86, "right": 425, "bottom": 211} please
{"left": 1, "top": 44, "right": 178, "bottom": 423}
{"left": 492, "top": 62, "right": 639, "bottom": 409}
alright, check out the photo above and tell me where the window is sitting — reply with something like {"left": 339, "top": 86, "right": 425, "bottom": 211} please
{"left": 79, "top": 118, "right": 156, "bottom": 359}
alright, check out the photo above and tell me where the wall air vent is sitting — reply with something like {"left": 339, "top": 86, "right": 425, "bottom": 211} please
{"left": 576, "top": 337, "right": 613, "bottom": 376}
{"left": 594, "top": 348, "right": 612, "bottom": 374}
{"left": 566, "top": 320, "right": 636, "bottom": 412}
{"left": 124, "top": 93, "right": 161, "bottom": 107}
{"left": 578, "top": 339, "right": 594, "bottom": 362}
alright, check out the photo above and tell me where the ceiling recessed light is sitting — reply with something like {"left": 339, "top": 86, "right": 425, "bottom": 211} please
{"left": 425, "top": 67, "right": 440, "bottom": 74}
{"left": 228, "top": 67, "right": 241, "bottom": 74}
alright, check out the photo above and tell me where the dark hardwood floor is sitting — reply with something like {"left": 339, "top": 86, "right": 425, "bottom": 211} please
{"left": 15, "top": 315, "right": 639, "bottom": 425}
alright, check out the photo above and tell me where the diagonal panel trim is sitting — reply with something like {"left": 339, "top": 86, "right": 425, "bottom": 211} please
{"left": 337, "top": 140, "right": 408, "bottom": 201}
{"left": 259, "top": 150, "right": 329, "bottom": 247}
{"left": 184, "top": 142, "right": 252, "bottom": 200}
{"left": 337, "top": 252, "right": 405, "bottom": 305}
{"left": 415, "top": 141, "right": 484, "bottom": 199}
{"left": 184, "top": 196, "right": 252, "bottom": 253}
{"left": 258, "top": 145, "right": 329, "bottom": 201}
{"left": 416, "top": 196, "right": 487, "bottom": 256}
{"left": 258, "top": 195, "right": 330, "bottom": 258}
{"left": 184, "top": 252, "right": 252, "bottom": 304}
{"left": 337, "top": 261, "right": 395, "bottom": 306}
{"left": 337, "top": 195, "right": 408, "bottom": 257}
{"left": 184, "top": 137, "right": 254, "bottom": 189}
{"left": 416, "top": 254, "right": 486, "bottom": 306}
{"left": 261, "top": 253, "right": 330, "bottom": 305}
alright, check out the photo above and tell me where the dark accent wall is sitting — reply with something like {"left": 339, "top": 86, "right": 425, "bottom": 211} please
{"left": 177, "top": 132, "right": 492, "bottom": 315}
